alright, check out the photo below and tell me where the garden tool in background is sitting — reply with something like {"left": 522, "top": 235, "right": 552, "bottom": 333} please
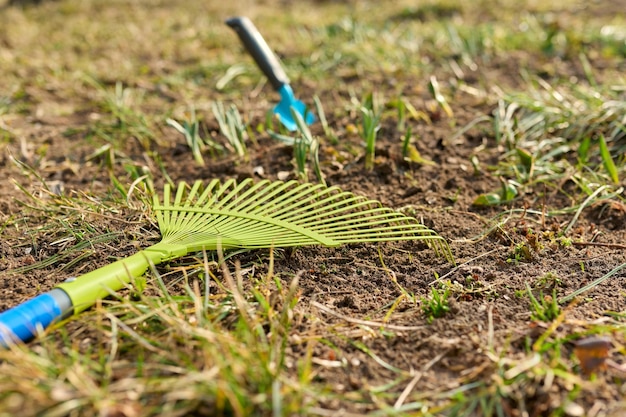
{"left": 226, "top": 16, "right": 315, "bottom": 131}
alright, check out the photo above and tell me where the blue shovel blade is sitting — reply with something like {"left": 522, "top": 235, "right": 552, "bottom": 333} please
{"left": 275, "top": 84, "right": 315, "bottom": 131}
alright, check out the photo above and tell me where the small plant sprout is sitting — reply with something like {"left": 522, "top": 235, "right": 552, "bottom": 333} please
{"left": 534, "top": 272, "right": 562, "bottom": 290}
{"left": 313, "top": 95, "right": 337, "bottom": 144}
{"left": 292, "top": 108, "right": 325, "bottom": 185}
{"left": 401, "top": 127, "right": 412, "bottom": 158}
{"left": 294, "top": 136, "right": 309, "bottom": 182}
{"left": 359, "top": 92, "right": 382, "bottom": 171}
{"left": 526, "top": 283, "right": 560, "bottom": 322}
{"left": 390, "top": 95, "right": 407, "bottom": 131}
{"left": 421, "top": 286, "right": 450, "bottom": 323}
{"left": 598, "top": 134, "right": 620, "bottom": 184}
{"left": 167, "top": 108, "right": 221, "bottom": 166}
{"left": 428, "top": 76, "right": 453, "bottom": 118}
{"left": 402, "top": 127, "right": 436, "bottom": 166}
{"left": 212, "top": 101, "right": 248, "bottom": 159}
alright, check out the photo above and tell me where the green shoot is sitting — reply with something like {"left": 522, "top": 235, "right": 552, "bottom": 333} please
{"left": 391, "top": 95, "right": 407, "bottom": 131}
{"left": 313, "top": 95, "right": 337, "bottom": 144}
{"left": 598, "top": 134, "right": 619, "bottom": 184}
{"left": 212, "top": 101, "right": 248, "bottom": 159}
{"left": 428, "top": 76, "right": 453, "bottom": 118}
{"left": 421, "top": 286, "right": 450, "bottom": 323}
{"left": 359, "top": 92, "right": 382, "bottom": 171}
{"left": 166, "top": 108, "right": 219, "bottom": 166}
{"left": 294, "top": 136, "right": 309, "bottom": 182}
{"left": 526, "top": 283, "right": 560, "bottom": 322}
{"left": 401, "top": 127, "right": 412, "bottom": 158}
{"left": 291, "top": 108, "right": 325, "bottom": 185}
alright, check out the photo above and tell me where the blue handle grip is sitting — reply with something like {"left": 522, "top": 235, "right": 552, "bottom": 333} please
{"left": 0, "top": 292, "right": 65, "bottom": 346}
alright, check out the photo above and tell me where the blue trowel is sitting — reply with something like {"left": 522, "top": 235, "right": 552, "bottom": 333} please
{"left": 226, "top": 16, "right": 315, "bottom": 131}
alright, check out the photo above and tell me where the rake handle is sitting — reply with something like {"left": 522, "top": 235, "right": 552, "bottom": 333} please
{"left": 0, "top": 289, "right": 71, "bottom": 346}
{"left": 0, "top": 249, "right": 167, "bottom": 345}
{"left": 226, "top": 16, "right": 290, "bottom": 91}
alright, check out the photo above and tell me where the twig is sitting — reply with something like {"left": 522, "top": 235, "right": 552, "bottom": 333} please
{"left": 430, "top": 248, "right": 499, "bottom": 285}
{"left": 310, "top": 301, "right": 426, "bottom": 331}
{"left": 394, "top": 350, "right": 448, "bottom": 409}
{"left": 563, "top": 185, "right": 608, "bottom": 235}
{"left": 572, "top": 241, "right": 626, "bottom": 250}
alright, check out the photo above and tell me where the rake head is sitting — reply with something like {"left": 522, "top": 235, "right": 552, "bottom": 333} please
{"left": 154, "top": 179, "right": 453, "bottom": 261}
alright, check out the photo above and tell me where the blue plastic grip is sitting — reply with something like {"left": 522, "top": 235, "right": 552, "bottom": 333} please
{"left": 0, "top": 293, "right": 63, "bottom": 346}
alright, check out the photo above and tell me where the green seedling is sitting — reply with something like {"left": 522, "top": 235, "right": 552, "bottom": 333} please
{"left": 402, "top": 128, "right": 436, "bottom": 166}
{"left": 534, "top": 272, "right": 562, "bottom": 290}
{"left": 598, "top": 134, "right": 619, "bottom": 184}
{"left": 428, "top": 76, "right": 453, "bottom": 118}
{"left": 526, "top": 283, "right": 560, "bottom": 322}
{"left": 272, "top": 108, "right": 325, "bottom": 184}
{"left": 212, "top": 101, "right": 248, "bottom": 159}
{"left": 292, "top": 108, "right": 325, "bottom": 185}
{"left": 421, "top": 286, "right": 450, "bottom": 323}
{"left": 359, "top": 92, "right": 382, "bottom": 171}
{"left": 166, "top": 108, "right": 222, "bottom": 166}
{"left": 294, "top": 136, "right": 309, "bottom": 182}
{"left": 313, "top": 95, "right": 337, "bottom": 145}
{"left": 473, "top": 178, "right": 519, "bottom": 206}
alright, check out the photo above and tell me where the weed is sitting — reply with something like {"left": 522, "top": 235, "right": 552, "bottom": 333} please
{"left": 85, "top": 78, "right": 156, "bottom": 150}
{"left": 428, "top": 76, "right": 453, "bottom": 119}
{"left": 402, "top": 127, "right": 436, "bottom": 166}
{"left": 167, "top": 107, "right": 223, "bottom": 166}
{"left": 359, "top": 92, "right": 382, "bottom": 171}
{"left": 212, "top": 101, "right": 248, "bottom": 159}
{"left": 484, "top": 72, "right": 626, "bottom": 207}
{"left": 292, "top": 108, "right": 325, "bottom": 184}
{"left": 313, "top": 95, "right": 337, "bottom": 145}
{"left": 421, "top": 286, "right": 450, "bottom": 323}
{"left": 526, "top": 283, "right": 560, "bottom": 322}
{"left": 534, "top": 272, "right": 562, "bottom": 291}
{"left": 269, "top": 109, "right": 325, "bottom": 184}
{"left": 293, "top": 136, "right": 310, "bottom": 182}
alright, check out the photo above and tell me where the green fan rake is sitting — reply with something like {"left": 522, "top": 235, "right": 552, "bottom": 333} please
{"left": 0, "top": 179, "right": 453, "bottom": 345}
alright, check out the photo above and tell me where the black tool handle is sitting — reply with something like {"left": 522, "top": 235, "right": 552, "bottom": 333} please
{"left": 226, "top": 16, "right": 289, "bottom": 91}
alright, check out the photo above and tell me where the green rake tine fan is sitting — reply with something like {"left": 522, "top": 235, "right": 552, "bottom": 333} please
{"left": 0, "top": 179, "right": 453, "bottom": 346}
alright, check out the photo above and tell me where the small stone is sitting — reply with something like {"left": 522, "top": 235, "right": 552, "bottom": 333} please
{"left": 563, "top": 401, "right": 584, "bottom": 416}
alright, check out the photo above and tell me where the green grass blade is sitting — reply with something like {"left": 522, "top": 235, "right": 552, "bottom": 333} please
{"left": 598, "top": 134, "right": 619, "bottom": 184}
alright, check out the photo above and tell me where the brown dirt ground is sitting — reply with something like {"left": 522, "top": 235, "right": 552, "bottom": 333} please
{"left": 0, "top": 1, "right": 625, "bottom": 416}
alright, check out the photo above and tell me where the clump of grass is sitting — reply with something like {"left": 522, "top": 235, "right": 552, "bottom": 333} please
{"left": 166, "top": 107, "right": 223, "bottom": 166}
{"left": 473, "top": 70, "right": 625, "bottom": 206}
{"left": 526, "top": 283, "right": 560, "bottom": 322}
{"left": 85, "top": 78, "right": 156, "bottom": 150}
{"left": 428, "top": 76, "right": 453, "bottom": 119}
{"left": 268, "top": 108, "right": 325, "bottom": 184}
{"left": 211, "top": 101, "right": 248, "bottom": 159}
{"left": 359, "top": 92, "right": 382, "bottom": 171}
{"left": 0, "top": 253, "right": 313, "bottom": 416}
{"left": 421, "top": 286, "right": 450, "bottom": 323}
